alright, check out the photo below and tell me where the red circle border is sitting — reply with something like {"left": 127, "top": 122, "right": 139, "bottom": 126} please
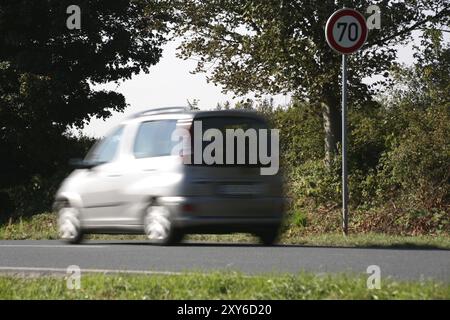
{"left": 325, "top": 9, "right": 368, "bottom": 54}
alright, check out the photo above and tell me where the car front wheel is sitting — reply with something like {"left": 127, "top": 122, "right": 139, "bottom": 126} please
{"left": 58, "top": 206, "right": 84, "bottom": 244}
{"left": 144, "top": 203, "right": 183, "bottom": 245}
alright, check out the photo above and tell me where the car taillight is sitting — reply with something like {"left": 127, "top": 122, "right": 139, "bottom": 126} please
{"left": 181, "top": 203, "right": 195, "bottom": 212}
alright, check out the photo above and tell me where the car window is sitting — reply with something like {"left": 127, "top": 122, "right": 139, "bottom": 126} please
{"left": 86, "top": 126, "right": 124, "bottom": 163}
{"left": 191, "top": 116, "right": 270, "bottom": 166}
{"left": 134, "top": 120, "right": 178, "bottom": 158}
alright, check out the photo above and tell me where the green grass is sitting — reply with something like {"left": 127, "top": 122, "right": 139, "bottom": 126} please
{"left": 0, "top": 212, "right": 58, "bottom": 240}
{"left": 0, "top": 272, "right": 448, "bottom": 299}
{"left": 282, "top": 232, "right": 450, "bottom": 249}
{"left": 1, "top": 212, "right": 449, "bottom": 249}
{"left": 188, "top": 232, "right": 450, "bottom": 249}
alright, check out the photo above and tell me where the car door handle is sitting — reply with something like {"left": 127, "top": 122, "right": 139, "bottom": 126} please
{"left": 107, "top": 174, "right": 121, "bottom": 177}
{"left": 143, "top": 168, "right": 156, "bottom": 172}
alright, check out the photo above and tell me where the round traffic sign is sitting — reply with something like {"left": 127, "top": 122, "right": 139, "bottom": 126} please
{"left": 325, "top": 8, "right": 368, "bottom": 54}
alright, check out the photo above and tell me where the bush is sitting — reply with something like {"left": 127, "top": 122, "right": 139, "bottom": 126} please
{"left": 276, "top": 99, "right": 449, "bottom": 236}
{"left": 376, "top": 104, "right": 449, "bottom": 210}
{"left": 0, "top": 134, "right": 95, "bottom": 219}
{"left": 262, "top": 100, "right": 324, "bottom": 167}
{"left": 289, "top": 158, "right": 341, "bottom": 209}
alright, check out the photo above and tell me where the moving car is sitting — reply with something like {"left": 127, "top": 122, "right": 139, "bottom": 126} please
{"left": 54, "top": 107, "right": 285, "bottom": 245}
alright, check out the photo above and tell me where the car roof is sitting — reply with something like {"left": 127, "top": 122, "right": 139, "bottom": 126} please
{"left": 127, "top": 107, "right": 266, "bottom": 122}
{"left": 100, "top": 107, "right": 268, "bottom": 139}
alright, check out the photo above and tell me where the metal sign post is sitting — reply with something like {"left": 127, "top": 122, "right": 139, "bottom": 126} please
{"left": 341, "top": 54, "right": 348, "bottom": 235}
{"left": 325, "top": 9, "right": 368, "bottom": 235}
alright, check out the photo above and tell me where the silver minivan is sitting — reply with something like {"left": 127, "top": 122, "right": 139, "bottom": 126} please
{"left": 54, "top": 107, "right": 285, "bottom": 245}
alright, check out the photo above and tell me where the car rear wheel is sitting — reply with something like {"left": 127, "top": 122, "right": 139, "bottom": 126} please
{"left": 144, "top": 203, "right": 183, "bottom": 245}
{"left": 58, "top": 206, "right": 84, "bottom": 244}
{"left": 256, "top": 229, "right": 279, "bottom": 246}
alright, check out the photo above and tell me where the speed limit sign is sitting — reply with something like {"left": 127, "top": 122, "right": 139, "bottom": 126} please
{"left": 325, "top": 8, "right": 368, "bottom": 54}
{"left": 325, "top": 8, "right": 369, "bottom": 235}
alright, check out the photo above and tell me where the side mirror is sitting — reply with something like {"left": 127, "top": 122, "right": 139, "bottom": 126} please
{"left": 69, "top": 158, "right": 103, "bottom": 169}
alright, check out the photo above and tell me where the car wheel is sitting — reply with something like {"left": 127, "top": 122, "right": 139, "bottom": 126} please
{"left": 58, "top": 206, "right": 84, "bottom": 244}
{"left": 144, "top": 203, "right": 183, "bottom": 245}
{"left": 256, "top": 229, "right": 279, "bottom": 246}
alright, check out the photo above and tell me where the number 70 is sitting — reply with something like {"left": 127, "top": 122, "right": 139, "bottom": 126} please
{"left": 337, "top": 22, "right": 359, "bottom": 41}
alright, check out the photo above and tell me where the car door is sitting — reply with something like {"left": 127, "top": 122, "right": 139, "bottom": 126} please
{"left": 80, "top": 126, "right": 127, "bottom": 226}
{"left": 129, "top": 119, "right": 180, "bottom": 181}
{"left": 118, "top": 119, "right": 182, "bottom": 222}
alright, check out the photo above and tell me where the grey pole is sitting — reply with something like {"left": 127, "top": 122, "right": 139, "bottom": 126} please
{"left": 342, "top": 54, "right": 349, "bottom": 235}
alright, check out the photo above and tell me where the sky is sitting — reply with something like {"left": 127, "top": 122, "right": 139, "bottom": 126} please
{"left": 82, "top": 35, "right": 421, "bottom": 138}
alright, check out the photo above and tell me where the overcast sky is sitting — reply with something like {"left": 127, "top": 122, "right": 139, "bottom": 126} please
{"left": 82, "top": 34, "right": 422, "bottom": 138}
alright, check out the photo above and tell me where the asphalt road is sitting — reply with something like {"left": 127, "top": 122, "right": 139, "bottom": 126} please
{"left": 0, "top": 240, "right": 448, "bottom": 282}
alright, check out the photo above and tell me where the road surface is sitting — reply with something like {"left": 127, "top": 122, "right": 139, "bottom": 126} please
{"left": 0, "top": 240, "right": 448, "bottom": 282}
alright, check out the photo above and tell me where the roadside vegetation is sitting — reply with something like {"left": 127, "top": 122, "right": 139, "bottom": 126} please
{"left": 0, "top": 271, "right": 448, "bottom": 299}
{"left": 1, "top": 212, "right": 449, "bottom": 249}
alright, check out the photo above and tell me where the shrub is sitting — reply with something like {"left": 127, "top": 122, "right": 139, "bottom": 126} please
{"left": 0, "top": 134, "right": 95, "bottom": 219}
{"left": 376, "top": 104, "right": 449, "bottom": 211}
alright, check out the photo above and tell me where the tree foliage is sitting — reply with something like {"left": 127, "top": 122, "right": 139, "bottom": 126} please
{"left": 173, "top": 0, "right": 449, "bottom": 159}
{"left": 0, "top": 0, "right": 173, "bottom": 188}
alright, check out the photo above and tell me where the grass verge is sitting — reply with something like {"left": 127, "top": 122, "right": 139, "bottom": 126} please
{"left": 1, "top": 212, "right": 449, "bottom": 249}
{"left": 0, "top": 272, "right": 448, "bottom": 299}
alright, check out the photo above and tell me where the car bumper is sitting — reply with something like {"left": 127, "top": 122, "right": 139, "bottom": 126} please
{"left": 158, "top": 196, "right": 285, "bottom": 233}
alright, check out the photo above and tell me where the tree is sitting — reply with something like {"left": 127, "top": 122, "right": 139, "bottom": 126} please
{"left": 375, "top": 33, "right": 449, "bottom": 211}
{"left": 388, "top": 29, "right": 449, "bottom": 108}
{"left": 0, "top": 0, "right": 173, "bottom": 189}
{"left": 173, "top": 0, "right": 449, "bottom": 162}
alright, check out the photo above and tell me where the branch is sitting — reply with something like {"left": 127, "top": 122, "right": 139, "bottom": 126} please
{"left": 366, "top": 7, "right": 449, "bottom": 48}
{"left": 418, "top": 27, "right": 450, "bottom": 33}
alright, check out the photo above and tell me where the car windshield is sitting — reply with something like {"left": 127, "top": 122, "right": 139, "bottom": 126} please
{"left": 85, "top": 126, "right": 124, "bottom": 163}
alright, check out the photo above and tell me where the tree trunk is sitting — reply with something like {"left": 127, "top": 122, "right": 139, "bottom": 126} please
{"left": 321, "top": 95, "right": 341, "bottom": 164}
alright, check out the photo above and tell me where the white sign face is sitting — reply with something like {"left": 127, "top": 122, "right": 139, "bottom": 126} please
{"left": 325, "top": 9, "right": 368, "bottom": 54}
